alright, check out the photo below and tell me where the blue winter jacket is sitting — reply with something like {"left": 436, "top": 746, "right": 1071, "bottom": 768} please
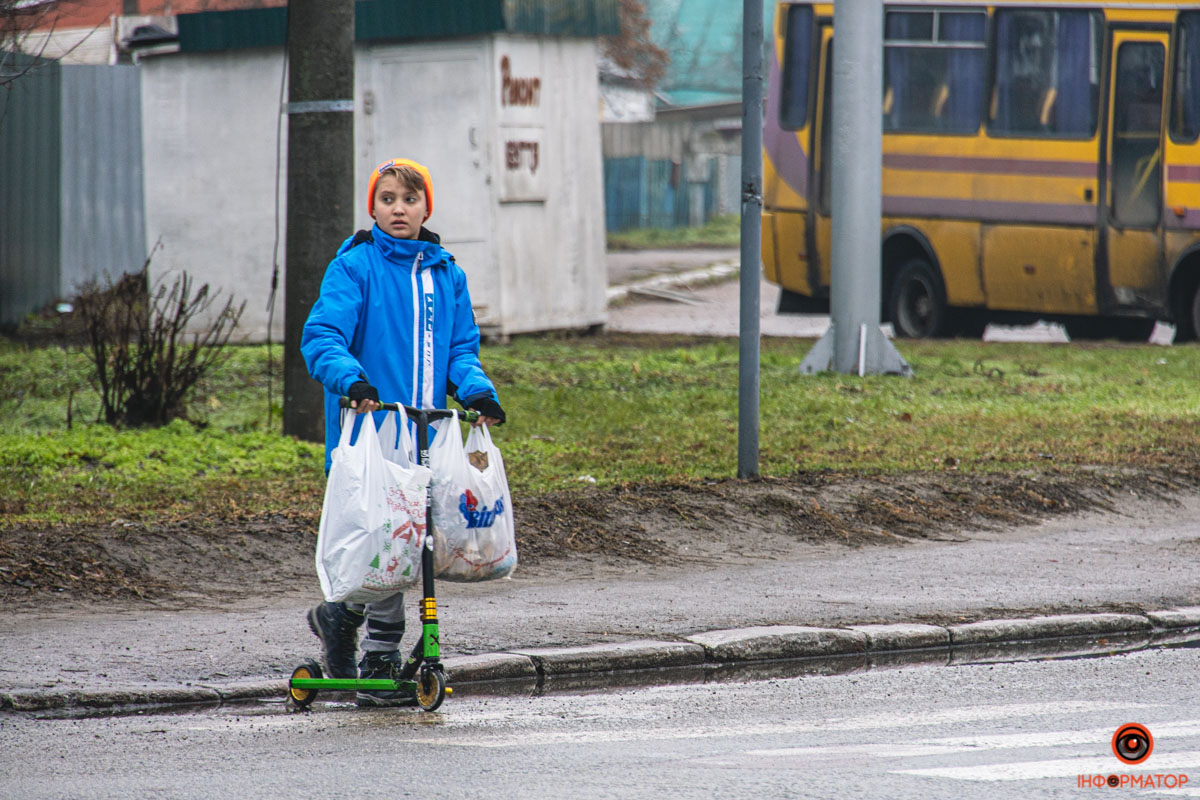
{"left": 301, "top": 224, "right": 499, "bottom": 472}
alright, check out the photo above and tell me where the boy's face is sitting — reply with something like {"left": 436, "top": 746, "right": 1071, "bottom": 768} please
{"left": 372, "top": 173, "right": 426, "bottom": 240}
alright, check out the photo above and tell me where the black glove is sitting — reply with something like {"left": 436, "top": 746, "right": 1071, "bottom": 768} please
{"left": 347, "top": 381, "right": 379, "bottom": 409}
{"left": 466, "top": 395, "right": 506, "bottom": 424}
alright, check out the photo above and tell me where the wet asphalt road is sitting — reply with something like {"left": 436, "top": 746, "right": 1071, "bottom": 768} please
{"left": 4, "top": 644, "right": 1199, "bottom": 799}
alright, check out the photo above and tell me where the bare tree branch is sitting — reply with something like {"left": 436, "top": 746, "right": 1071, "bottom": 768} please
{"left": 601, "top": 0, "right": 669, "bottom": 90}
{"left": 1, "top": 1, "right": 108, "bottom": 89}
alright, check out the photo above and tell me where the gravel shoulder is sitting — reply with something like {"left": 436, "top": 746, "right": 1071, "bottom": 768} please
{"left": 2, "top": 465, "right": 1194, "bottom": 611}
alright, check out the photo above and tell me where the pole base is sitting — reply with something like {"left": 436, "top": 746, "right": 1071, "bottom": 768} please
{"left": 799, "top": 323, "right": 912, "bottom": 376}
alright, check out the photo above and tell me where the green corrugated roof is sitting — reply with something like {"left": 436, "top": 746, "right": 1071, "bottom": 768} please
{"left": 177, "top": 0, "right": 617, "bottom": 53}
{"left": 177, "top": 7, "right": 287, "bottom": 52}
{"left": 356, "top": 0, "right": 505, "bottom": 42}
{"left": 502, "top": 0, "right": 618, "bottom": 36}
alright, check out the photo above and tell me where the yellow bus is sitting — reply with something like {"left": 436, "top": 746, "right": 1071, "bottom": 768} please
{"left": 763, "top": 0, "right": 1200, "bottom": 341}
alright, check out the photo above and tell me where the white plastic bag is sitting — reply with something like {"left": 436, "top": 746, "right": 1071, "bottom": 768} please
{"left": 427, "top": 413, "right": 517, "bottom": 582}
{"left": 376, "top": 407, "right": 416, "bottom": 467}
{"left": 315, "top": 410, "right": 432, "bottom": 603}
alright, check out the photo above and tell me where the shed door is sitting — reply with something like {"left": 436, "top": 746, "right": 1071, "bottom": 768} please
{"left": 365, "top": 49, "right": 495, "bottom": 313}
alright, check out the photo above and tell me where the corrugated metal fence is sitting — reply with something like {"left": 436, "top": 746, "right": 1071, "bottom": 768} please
{"left": 0, "top": 58, "right": 61, "bottom": 329}
{"left": 0, "top": 61, "right": 145, "bottom": 328}
{"left": 603, "top": 154, "right": 721, "bottom": 231}
{"left": 601, "top": 103, "right": 741, "bottom": 232}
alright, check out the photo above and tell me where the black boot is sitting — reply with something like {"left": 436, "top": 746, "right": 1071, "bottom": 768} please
{"left": 306, "top": 602, "right": 364, "bottom": 679}
{"left": 356, "top": 650, "right": 417, "bottom": 708}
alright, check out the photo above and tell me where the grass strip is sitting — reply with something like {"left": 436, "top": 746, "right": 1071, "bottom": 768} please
{"left": 2, "top": 335, "right": 1198, "bottom": 528}
{"left": 606, "top": 215, "right": 740, "bottom": 250}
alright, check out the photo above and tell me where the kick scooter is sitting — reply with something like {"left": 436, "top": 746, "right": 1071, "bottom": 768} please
{"left": 287, "top": 399, "right": 478, "bottom": 712}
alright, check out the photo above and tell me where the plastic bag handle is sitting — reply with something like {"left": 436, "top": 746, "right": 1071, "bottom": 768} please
{"left": 337, "top": 405, "right": 377, "bottom": 449}
{"left": 378, "top": 406, "right": 415, "bottom": 467}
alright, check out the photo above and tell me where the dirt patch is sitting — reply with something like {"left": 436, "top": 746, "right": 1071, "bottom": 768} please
{"left": 2, "top": 467, "right": 1194, "bottom": 610}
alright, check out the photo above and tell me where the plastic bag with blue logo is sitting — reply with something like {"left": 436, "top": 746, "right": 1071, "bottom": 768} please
{"left": 427, "top": 411, "right": 517, "bottom": 582}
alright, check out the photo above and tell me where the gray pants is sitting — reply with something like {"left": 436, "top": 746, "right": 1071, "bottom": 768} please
{"left": 347, "top": 593, "right": 405, "bottom": 654}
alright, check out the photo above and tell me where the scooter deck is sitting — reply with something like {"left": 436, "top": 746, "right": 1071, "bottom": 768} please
{"left": 289, "top": 678, "right": 417, "bottom": 692}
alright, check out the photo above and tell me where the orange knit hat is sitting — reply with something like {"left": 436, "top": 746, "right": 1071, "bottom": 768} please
{"left": 367, "top": 158, "right": 434, "bottom": 221}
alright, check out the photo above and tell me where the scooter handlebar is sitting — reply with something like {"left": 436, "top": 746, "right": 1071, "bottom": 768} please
{"left": 337, "top": 396, "right": 480, "bottom": 425}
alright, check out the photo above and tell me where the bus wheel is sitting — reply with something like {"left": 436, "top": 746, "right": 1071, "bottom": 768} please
{"left": 888, "top": 259, "right": 946, "bottom": 339}
{"left": 1176, "top": 283, "right": 1200, "bottom": 343}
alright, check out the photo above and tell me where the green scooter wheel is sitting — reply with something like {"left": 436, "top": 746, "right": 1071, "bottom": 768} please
{"left": 415, "top": 667, "right": 446, "bottom": 712}
{"left": 288, "top": 660, "right": 323, "bottom": 708}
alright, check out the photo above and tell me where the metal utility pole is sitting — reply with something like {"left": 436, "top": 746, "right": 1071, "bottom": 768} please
{"left": 799, "top": 0, "right": 909, "bottom": 377}
{"left": 283, "top": 0, "right": 355, "bottom": 441}
{"left": 738, "top": 0, "right": 764, "bottom": 479}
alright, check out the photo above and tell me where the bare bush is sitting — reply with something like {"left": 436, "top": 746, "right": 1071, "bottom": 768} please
{"left": 73, "top": 261, "right": 245, "bottom": 428}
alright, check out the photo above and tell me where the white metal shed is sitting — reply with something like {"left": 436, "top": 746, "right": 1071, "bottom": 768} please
{"left": 138, "top": 1, "right": 614, "bottom": 341}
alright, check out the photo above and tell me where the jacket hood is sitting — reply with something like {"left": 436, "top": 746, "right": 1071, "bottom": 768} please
{"left": 335, "top": 225, "right": 446, "bottom": 265}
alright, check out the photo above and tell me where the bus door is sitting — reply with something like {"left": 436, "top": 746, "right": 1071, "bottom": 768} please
{"left": 812, "top": 24, "right": 834, "bottom": 292}
{"left": 1104, "top": 30, "right": 1168, "bottom": 307}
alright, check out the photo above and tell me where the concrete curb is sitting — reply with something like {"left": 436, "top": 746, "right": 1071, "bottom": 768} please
{"left": 605, "top": 262, "right": 739, "bottom": 306}
{"left": 849, "top": 623, "right": 950, "bottom": 651}
{"left": 506, "top": 640, "right": 705, "bottom": 676}
{"left": 686, "top": 626, "right": 867, "bottom": 662}
{"left": 947, "top": 613, "right": 1152, "bottom": 645}
{"left": 4, "top": 608, "right": 1199, "bottom": 713}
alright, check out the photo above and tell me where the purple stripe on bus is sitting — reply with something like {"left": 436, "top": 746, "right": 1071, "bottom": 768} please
{"left": 883, "top": 153, "right": 1097, "bottom": 178}
{"left": 882, "top": 195, "right": 1097, "bottom": 226}
{"left": 1167, "top": 165, "right": 1200, "bottom": 183}
{"left": 1166, "top": 209, "right": 1200, "bottom": 229}
{"left": 763, "top": 45, "right": 809, "bottom": 197}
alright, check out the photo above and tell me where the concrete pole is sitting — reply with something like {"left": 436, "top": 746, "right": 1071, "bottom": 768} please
{"left": 830, "top": 0, "right": 881, "bottom": 372}
{"left": 282, "top": 0, "right": 355, "bottom": 442}
{"left": 738, "top": 0, "right": 763, "bottom": 479}
{"left": 799, "top": 0, "right": 909, "bottom": 376}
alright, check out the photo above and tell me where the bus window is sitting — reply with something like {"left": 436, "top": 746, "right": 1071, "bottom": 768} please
{"left": 990, "top": 9, "right": 1101, "bottom": 137}
{"left": 1113, "top": 41, "right": 1164, "bottom": 228}
{"left": 883, "top": 8, "right": 986, "bottom": 134}
{"left": 780, "top": 5, "right": 814, "bottom": 131}
{"left": 1172, "top": 12, "right": 1200, "bottom": 142}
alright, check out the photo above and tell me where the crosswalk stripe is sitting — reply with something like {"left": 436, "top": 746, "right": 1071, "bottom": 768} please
{"left": 747, "top": 721, "right": 1200, "bottom": 760}
{"left": 812, "top": 701, "right": 1151, "bottom": 732}
{"left": 893, "top": 750, "right": 1200, "bottom": 782}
